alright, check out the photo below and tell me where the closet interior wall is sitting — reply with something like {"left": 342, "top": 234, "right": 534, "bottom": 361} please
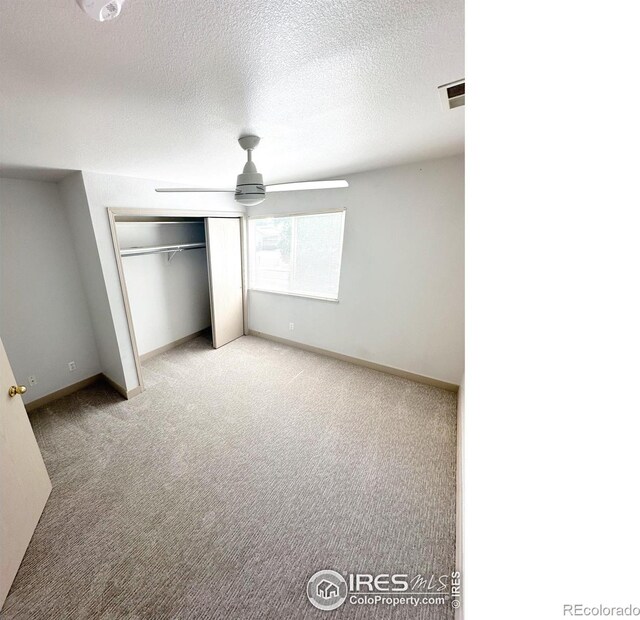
{"left": 116, "top": 219, "right": 211, "bottom": 358}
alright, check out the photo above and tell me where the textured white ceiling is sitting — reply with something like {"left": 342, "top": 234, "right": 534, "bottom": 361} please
{"left": 0, "top": 0, "right": 463, "bottom": 186}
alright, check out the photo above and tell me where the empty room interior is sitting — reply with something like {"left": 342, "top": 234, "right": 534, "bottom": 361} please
{"left": 0, "top": 1, "right": 464, "bottom": 618}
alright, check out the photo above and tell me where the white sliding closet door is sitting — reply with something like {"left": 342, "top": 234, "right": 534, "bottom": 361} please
{"left": 205, "top": 218, "right": 244, "bottom": 348}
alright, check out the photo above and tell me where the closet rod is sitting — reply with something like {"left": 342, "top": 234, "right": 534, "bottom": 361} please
{"left": 120, "top": 242, "right": 206, "bottom": 257}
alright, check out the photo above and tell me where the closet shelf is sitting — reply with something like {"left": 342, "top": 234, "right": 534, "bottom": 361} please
{"left": 120, "top": 242, "right": 206, "bottom": 257}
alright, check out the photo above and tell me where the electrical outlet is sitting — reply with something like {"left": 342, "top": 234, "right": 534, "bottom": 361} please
{"left": 68, "top": 361, "right": 77, "bottom": 372}
{"left": 28, "top": 375, "right": 37, "bottom": 386}
{"left": 289, "top": 322, "right": 294, "bottom": 331}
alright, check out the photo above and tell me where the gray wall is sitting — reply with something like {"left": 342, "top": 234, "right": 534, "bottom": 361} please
{"left": 0, "top": 177, "right": 101, "bottom": 404}
{"left": 248, "top": 155, "right": 465, "bottom": 385}
{"left": 456, "top": 373, "right": 464, "bottom": 619}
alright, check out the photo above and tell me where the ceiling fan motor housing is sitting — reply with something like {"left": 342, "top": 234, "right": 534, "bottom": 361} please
{"left": 235, "top": 152, "right": 265, "bottom": 206}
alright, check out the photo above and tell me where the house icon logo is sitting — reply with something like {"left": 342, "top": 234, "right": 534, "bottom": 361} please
{"left": 307, "top": 570, "right": 348, "bottom": 610}
{"left": 317, "top": 579, "right": 339, "bottom": 599}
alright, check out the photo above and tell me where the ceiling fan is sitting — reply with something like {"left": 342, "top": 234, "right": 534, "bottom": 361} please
{"left": 155, "top": 136, "right": 348, "bottom": 206}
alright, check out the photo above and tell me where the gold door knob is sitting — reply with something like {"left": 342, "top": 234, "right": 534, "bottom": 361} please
{"left": 8, "top": 385, "right": 27, "bottom": 397}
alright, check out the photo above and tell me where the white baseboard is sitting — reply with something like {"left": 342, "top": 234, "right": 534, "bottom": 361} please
{"left": 25, "top": 374, "right": 102, "bottom": 412}
{"left": 101, "top": 374, "right": 143, "bottom": 400}
{"left": 248, "top": 330, "right": 459, "bottom": 392}
{"left": 139, "top": 329, "right": 209, "bottom": 362}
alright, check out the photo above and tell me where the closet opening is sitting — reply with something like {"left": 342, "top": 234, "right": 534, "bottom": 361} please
{"left": 108, "top": 210, "right": 247, "bottom": 394}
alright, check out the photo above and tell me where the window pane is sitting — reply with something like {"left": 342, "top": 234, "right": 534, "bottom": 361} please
{"left": 248, "top": 211, "right": 345, "bottom": 299}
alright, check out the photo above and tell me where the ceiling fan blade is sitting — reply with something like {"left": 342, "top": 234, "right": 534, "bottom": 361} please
{"left": 265, "top": 180, "right": 348, "bottom": 193}
{"left": 155, "top": 188, "right": 235, "bottom": 193}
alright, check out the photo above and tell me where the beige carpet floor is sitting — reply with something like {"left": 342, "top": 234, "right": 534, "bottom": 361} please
{"left": 1, "top": 335, "right": 457, "bottom": 619}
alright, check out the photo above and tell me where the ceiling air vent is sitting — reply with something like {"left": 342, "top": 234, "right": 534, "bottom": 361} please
{"left": 438, "top": 79, "right": 465, "bottom": 110}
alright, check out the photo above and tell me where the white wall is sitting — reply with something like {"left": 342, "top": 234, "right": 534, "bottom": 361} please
{"left": 58, "top": 172, "right": 128, "bottom": 388}
{"left": 117, "top": 222, "right": 210, "bottom": 355}
{"left": 248, "top": 155, "right": 464, "bottom": 385}
{"left": 80, "top": 171, "right": 243, "bottom": 390}
{"left": 0, "top": 177, "right": 101, "bottom": 404}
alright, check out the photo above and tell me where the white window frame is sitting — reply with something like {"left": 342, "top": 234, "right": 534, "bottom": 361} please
{"left": 247, "top": 208, "right": 346, "bottom": 302}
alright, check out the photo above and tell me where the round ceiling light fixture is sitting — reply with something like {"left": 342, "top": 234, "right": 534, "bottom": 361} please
{"left": 76, "top": 0, "right": 126, "bottom": 22}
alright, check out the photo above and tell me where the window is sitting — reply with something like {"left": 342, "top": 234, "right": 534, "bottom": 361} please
{"left": 248, "top": 211, "right": 345, "bottom": 300}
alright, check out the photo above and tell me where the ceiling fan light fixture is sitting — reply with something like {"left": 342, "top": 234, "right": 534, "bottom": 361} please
{"left": 76, "top": 0, "right": 125, "bottom": 22}
{"left": 234, "top": 136, "right": 266, "bottom": 206}
{"left": 154, "top": 135, "right": 348, "bottom": 203}
{"left": 234, "top": 171, "right": 265, "bottom": 206}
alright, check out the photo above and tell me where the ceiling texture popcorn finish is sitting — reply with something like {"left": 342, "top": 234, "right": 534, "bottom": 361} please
{"left": 0, "top": 0, "right": 464, "bottom": 186}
